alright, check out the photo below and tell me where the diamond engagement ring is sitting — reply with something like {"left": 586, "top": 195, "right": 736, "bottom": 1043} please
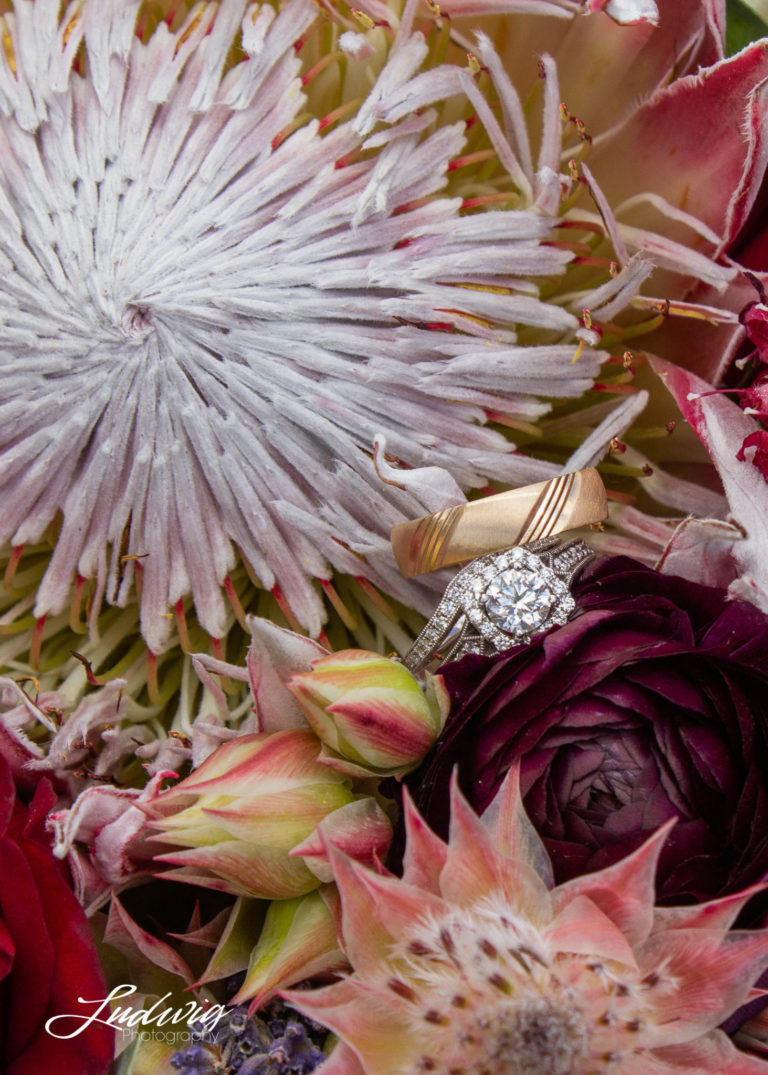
{"left": 402, "top": 537, "right": 594, "bottom": 674}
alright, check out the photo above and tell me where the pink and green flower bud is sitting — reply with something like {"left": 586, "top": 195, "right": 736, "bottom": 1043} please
{"left": 287, "top": 650, "right": 449, "bottom": 778}
{"left": 147, "top": 728, "right": 388, "bottom": 899}
{"left": 229, "top": 888, "right": 345, "bottom": 1011}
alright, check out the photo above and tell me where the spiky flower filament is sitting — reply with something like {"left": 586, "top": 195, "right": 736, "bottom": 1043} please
{"left": 0, "top": 0, "right": 735, "bottom": 709}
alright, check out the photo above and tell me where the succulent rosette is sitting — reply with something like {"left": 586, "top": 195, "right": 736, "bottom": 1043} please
{"left": 146, "top": 728, "right": 393, "bottom": 898}
{"left": 408, "top": 555, "right": 768, "bottom": 911}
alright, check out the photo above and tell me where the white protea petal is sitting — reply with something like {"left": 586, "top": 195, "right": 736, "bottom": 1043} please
{"left": 0, "top": 0, "right": 657, "bottom": 653}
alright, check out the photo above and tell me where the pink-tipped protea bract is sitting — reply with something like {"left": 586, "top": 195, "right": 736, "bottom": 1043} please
{"left": 146, "top": 728, "right": 392, "bottom": 898}
{"left": 287, "top": 649, "right": 449, "bottom": 777}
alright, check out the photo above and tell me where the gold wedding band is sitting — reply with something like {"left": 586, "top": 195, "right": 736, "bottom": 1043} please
{"left": 390, "top": 467, "right": 607, "bottom": 578}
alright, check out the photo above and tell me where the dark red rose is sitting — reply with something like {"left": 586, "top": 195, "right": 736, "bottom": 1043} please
{"left": 407, "top": 556, "right": 768, "bottom": 913}
{"left": 0, "top": 755, "right": 113, "bottom": 1075}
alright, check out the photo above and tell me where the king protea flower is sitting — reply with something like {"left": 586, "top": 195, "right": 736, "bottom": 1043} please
{"left": 0, "top": 0, "right": 728, "bottom": 671}
{"left": 285, "top": 768, "right": 768, "bottom": 1074}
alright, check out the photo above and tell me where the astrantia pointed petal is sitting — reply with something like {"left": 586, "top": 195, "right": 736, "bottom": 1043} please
{"left": 652, "top": 883, "right": 768, "bottom": 936}
{"left": 479, "top": 763, "right": 554, "bottom": 888}
{"left": 553, "top": 818, "right": 675, "bottom": 946}
{"left": 441, "top": 772, "right": 552, "bottom": 921}
{"left": 545, "top": 894, "right": 638, "bottom": 969}
{"left": 638, "top": 928, "right": 768, "bottom": 1045}
{"left": 400, "top": 786, "right": 448, "bottom": 893}
{"left": 318, "top": 842, "right": 401, "bottom": 975}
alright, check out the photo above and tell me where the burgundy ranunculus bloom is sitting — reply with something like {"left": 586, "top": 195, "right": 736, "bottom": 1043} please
{"left": 407, "top": 556, "right": 768, "bottom": 911}
{"left": 0, "top": 755, "right": 114, "bottom": 1075}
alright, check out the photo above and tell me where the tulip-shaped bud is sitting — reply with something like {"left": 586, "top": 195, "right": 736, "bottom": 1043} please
{"left": 146, "top": 728, "right": 390, "bottom": 899}
{"left": 287, "top": 650, "right": 449, "bottom": 778}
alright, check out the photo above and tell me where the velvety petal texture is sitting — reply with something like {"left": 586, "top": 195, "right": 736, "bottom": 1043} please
{"left": 408, "top": 556, "right": 768, "bottom": 916}
{"left": 0, "top": 754, "right": 113, "bottom": 1074}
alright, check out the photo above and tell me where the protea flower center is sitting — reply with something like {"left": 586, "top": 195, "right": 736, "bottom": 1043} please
{"left": 393, "top": 902, "right": 591, "bottom": 1074}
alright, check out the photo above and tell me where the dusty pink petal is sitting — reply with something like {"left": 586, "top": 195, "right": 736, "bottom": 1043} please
{"left": 652, "top": 884, "right": 768, "bottom": 935}
{"left": 304, "top": 1041, "right": 366, "bottom": 1075}
{"left": 657, "top": 516, "right": 744, "bottom": 592}
{"left": 479, "top": 763, "right": 553, "bottom": 886}
{"left": 483, "top": 0, "right": 725, "bottom": 149}
{"left": 440, "top": 772, "right": 552, "bottom": 920}
{"left": 653, "top": 357, "right": 768, "bottom": 611}
{"left": 318, "top": 843, "right": 402, "bottom": 975}
{"left": 545, "top": 893, "right": 639, "bottom": 968}
{"left": 290, "top": 797, "right": 392, "bottom": 882}
{"left": 26, "top": 680, "right": 127, "bottom": 776}
{"left": 0, "top": 692, "right": 46, "bottom": 791}
{"left": 723, "top": 75, "right": 768, "bottom": 254}
{"left": 589, "top": 44, "right": 768, "bottom": 245}
{"left": 400, "top": 786, "right": 448, "bottom": 893}
{"left": 651, "top": 1030, "right": 768, "bottom": 1073}
{"left": 553, "top": 820, "right": 675, "bottom": 947}
{"left": 245, "top": 618, "right": 329, "bottom": 734}
{"left": 283, "top": 980, "right": 412, "bottom": 1075}
{"left": 638, "top": 928, "right": 768, "bottom": 1045}
{"left": 643, "top": 276, "right": 746, "bottom": 384}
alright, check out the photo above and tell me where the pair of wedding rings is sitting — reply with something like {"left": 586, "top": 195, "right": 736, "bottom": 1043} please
{"left": 392, "top": 468, "right": 607, "bottom": 673}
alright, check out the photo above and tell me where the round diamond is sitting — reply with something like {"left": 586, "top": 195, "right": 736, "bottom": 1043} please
{"left": 482, "top": 568, "right": 555, "bottom": 636}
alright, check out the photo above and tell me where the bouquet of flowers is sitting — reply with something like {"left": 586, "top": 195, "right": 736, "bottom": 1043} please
{"left": 3, "top": 0, "right": 768, "bottom": 1072}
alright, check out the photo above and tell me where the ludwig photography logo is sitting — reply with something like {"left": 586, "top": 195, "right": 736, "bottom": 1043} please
{"left": 44, "top": 984, "right": 227, "bottom": 1045}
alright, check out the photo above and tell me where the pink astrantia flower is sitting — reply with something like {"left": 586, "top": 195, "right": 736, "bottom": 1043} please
{"left": 286, "top": 769, "right": 768, "bottom": 1075}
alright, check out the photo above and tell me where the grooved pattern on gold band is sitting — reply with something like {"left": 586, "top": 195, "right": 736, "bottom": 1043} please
{"left": 409, "top": 504, "right": 463, "bottom": 576}
{"left": 390, "top": 467, "right": 608, "bottom": 578}
{"left": 517, "top": 471, "right": 575, "bottom": 546}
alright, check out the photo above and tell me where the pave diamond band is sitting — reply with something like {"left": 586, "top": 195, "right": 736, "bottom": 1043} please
{"left": 402, "top": 537, "right": 594, "bottom": 674}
